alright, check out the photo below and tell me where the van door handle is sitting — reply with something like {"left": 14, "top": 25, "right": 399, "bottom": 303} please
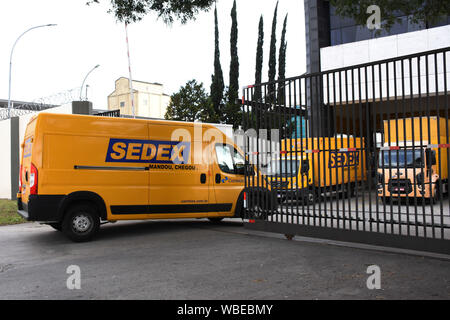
{"left": 215, "top": 174, "right": 221, "bottom": 184}
{"left": 200, "top": 173, "right": 207, "bottom": 184}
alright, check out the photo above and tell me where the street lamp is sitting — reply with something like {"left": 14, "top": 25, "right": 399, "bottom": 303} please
{"left": 7, "top": 24, "right": 57, "bottom": 119}
{"left": 80, "top": 64, "right": 100, "bottom": 101}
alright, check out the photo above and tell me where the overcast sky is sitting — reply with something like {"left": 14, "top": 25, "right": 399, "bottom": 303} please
{"left": 0, "top": 0, "right": 306, "bottom": 110}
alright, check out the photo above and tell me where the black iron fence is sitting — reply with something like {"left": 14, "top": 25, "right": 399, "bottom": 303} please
{"left": 241, "top": 47, "right": 450, "bottom": 255}
{"left": 95, "top": 109, "right": 121, "bottom": 117}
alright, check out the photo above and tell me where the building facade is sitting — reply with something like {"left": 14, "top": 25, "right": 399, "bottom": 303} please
{"left": 303, "top": 0, "right": 450, "bottom": 137}
{"left": 108, "top": 77, "right": 170, "bottom": 119}
{"left": 304, "top": 0, "right": 450, "bottom": 73}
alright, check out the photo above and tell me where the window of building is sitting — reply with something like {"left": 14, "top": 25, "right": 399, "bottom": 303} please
{"left": 329, "top": 5, "right": 449, "bottom": 46}
{"left": 120, "top": 101, "right": 125, "bottom": 108}
{"left": 330, "top": 28, "right": 342, "bottom": 46}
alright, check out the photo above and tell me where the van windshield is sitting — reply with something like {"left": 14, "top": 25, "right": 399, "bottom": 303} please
{"left": 379, "top": 149, "right": 424, "bottom": 168}
{"left": 266, "top": 159, "right": 300, "bottom": 177}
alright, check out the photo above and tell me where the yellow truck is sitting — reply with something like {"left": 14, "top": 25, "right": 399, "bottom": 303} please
{"left": 17, "top": 113, "right": 269, "bottom": 242}
{"left": 264, "top": 155, "right": 314, "bottom": 204}
{"left": 265, "top": 137, "right": 366, "bottom": 203}
{"left": 377, "top": 117, "right": 449, "bottom": 204}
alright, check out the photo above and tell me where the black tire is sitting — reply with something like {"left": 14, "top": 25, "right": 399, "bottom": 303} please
{"left": 344, "top": 183, "right": 356, "bottom": 198}
{"left": 48, "top": 222, "right": 62, "bottom": 231}
{"left": 247, "top": 192, "right": 278, "bottom": 219}
{"left": 431, "top": 183, "right": 440, "bottom": 205}
{"left": 62, "top": 202, "right": 100, "bottom": 242}
{"left": 380, "top": 196, "right": 390, "bottom": 205}
{"left": 302, "top": 189, "right": 316, "bottom": 205}
{"left": 208, "top": 217, "right": 224, "bottom": 223}
{"left": 233, "top": 192, "right": 245, "bottom": 218}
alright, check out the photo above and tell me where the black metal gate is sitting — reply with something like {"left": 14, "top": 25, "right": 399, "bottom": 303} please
{"left": 241, "top": 47, "right": 450, "bottom": 255}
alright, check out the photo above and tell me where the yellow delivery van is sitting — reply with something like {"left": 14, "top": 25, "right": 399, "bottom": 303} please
{"left": 17, "top": 113, "right": 258, "bottom": 242}
{"left": 377, "top": 117, "right": 449, "bottom": 203}
{"left": 268, "top": 137, "right": 366, "bottom": 203}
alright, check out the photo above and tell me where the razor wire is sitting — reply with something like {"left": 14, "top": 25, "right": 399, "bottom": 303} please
{"left": 0, "top": 87, "right": 82, "bottom": 120}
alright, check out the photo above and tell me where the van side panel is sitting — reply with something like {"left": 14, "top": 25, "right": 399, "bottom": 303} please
{"left": 284, "top": 137, "right": 366, "bottom": 187}
{"left": 38, "top": 114, "right": 149, "bottom": 221}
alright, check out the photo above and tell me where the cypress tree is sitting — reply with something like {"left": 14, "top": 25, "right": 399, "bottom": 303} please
{"left": 254, "top": 15, "right": 264, "bottom": 101}
{"left": 267, "top": 1, "right": 278, "bottom": 103}
{"left": 210, "top": 5, "right": 224, "bottom": 122}
{"left": 226, "top": 0, "right": 241, "bottom": 128}
{"left": 278, "top": 14, "right": 288, "bottom": 105}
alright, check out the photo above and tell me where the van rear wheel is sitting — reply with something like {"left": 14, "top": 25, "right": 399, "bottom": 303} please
{"left": 431, "top": 184, "right": 441, "bottom": 205}
{"left": 62, "top": 203, "right": 100, "bottom": 242}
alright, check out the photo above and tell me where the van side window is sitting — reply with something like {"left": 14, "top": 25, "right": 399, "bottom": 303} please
{"left": 215, "top": 144, "right": 245, "bottom": 175}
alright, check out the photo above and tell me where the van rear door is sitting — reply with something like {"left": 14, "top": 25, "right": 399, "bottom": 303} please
{"left": 20, "top": 117, "right": 38, "bottom": 205}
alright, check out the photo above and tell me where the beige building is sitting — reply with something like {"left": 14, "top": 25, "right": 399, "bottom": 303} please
{"left": 108, "top": 77, "right": 170, "bottom": 118}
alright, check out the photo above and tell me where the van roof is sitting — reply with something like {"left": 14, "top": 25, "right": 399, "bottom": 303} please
{"left": 35, "top": 112, "right": 217, "bottom": 128}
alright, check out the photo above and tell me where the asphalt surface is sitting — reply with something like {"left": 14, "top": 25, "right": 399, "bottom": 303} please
{"left": 0, "top": 219, "right": 449, "bottom": 300}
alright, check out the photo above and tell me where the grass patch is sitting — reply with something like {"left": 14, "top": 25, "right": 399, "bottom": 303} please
{"left": 0, "top": 200, "right": 26, "bottom": 226}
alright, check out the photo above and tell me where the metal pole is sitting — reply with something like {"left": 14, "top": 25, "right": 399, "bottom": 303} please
{"left": 125, "top": 23, "right": 135, "bottom": 119}
{"left": 80, "top": 65, "right": 100, "bottom": 100}
{"left": 8, "top": 24, "right": 57, "bottom": 119}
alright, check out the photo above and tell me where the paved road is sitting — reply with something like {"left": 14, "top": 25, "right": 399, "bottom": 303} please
{"left": 0, "top": 220, "right": 449, "bottom": 299}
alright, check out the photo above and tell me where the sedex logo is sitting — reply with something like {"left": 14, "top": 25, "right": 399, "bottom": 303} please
{"left": 106, "top": 138, "right": 191, "bottom": 164}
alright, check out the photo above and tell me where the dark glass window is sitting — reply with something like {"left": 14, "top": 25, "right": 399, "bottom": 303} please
{"left": 429, "top": 15, "right": 450, "bottom": 28}
{"left": 355, "top": 25, "right": 374, "bottom": 42}
{"left": 328, "top": 4, "right": 450, "bottom": 47}
{"left": 341, "top": 25, "right": 357, "bottom": 44}
{"left": 329, "top": 6, "right": 341, "bottom": 29}
{"left": 330, "top": 28, "right": 342, "bottom": 45}
{"left": 407, "top": 16, "right": 426, "bottom": 32}
{"left": 388, "top": 16, "right": 408, "bottom": 35}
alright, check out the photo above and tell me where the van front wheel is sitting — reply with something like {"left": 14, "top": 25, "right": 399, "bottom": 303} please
{"left": 62, "top": 203, "right": 100, "bottom": 242}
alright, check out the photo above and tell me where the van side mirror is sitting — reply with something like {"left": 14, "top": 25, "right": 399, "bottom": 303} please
{"left": 234, "top": 164, "right": 246, "bottom": 175}
{"left": 300, "top": 160, "right": 310, "bottom": 175}
{"left": 425, "top": 149, "right": 436, "bottom": 167}
{"left": 244, "top": 164, "right": 255, "bottom": 176}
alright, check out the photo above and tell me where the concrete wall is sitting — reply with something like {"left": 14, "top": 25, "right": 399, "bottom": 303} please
{"left": 0, "top": 103, "right": 74, "bottom": 200}
{"left": 320, "top": 25, "right": 450, "bottom": 104}
{"left": 0, "top": 120, "right": 11, "bottom": 199}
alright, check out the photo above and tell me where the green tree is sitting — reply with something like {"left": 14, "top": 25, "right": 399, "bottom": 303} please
{"left": 224, "top": 0, "right": 241, "bottom": 128}
{"left": 277, "top": 14, "right": 288, "bottom": 105}
{"left": 164, "top": 80, "right": 211, "bottom": 122}
{"left": 330, "top": 0, "right": 450, "bottom": 32}
{"left": 88, "top": 0, "right": 215, "bottom": 24}
{"left": 254, "top": 15, "right": 264, "bottom": 101}
{"left": 267, "top": 1, "right": 278, "bottom": 103}
{"left": 210, "top": 5, "right": 224, "bottom": 123}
